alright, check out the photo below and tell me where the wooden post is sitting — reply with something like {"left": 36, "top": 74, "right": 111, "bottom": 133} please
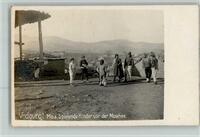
{"left": 38, "top": 20, "right": 43, "bottom": 60}
{"left": 19, "top": 25, "right": 22, "bottom": 60}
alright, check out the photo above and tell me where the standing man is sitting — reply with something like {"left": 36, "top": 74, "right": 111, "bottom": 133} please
{"left": 142, "top": 53, "right": 152, "bottom": 82}
{"left": 80, "top": 56, "right": 89, "bottom": 82}
{"left": 113, "top": 54, "right": 124, "bottom": 82}
{"left": 150, "top": 52, "right": 159, "bottom": 84}
{"left": 124, "top": 52, "right": 134, "bottom": 82}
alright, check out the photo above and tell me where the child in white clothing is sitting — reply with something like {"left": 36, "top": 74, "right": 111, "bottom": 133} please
{"left": 98, "top": 59, "right": 107, "bottom": 86}
{"left": 69, "top": 58, "right": 76, "bottom": 85}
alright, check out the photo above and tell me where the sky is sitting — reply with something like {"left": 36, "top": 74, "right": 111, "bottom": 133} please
{"left": 14, "top": 8, "right": 164, "bottom": 43}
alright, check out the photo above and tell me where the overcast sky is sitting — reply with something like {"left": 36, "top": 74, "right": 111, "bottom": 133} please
{"left": 15, "top": 9, "right": 163, "bottom": 43}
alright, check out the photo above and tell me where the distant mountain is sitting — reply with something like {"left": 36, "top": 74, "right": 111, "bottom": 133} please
{"left": 21, "top": 36, "right": 164, "bottom": 54}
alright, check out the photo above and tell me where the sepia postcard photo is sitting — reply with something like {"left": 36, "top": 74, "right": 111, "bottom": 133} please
{"left": 11, "top": 5, "right": 199, "bottom": 126}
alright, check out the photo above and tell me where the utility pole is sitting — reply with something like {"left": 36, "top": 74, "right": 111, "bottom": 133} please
{"left": 19, "top": 25, "right": 22, "bottom": 60}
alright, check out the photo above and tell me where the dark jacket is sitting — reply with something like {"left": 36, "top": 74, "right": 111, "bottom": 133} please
{"left": 80, "top": 59, "right": 88, "bottom": 69}
{"left": 124, "top": 56, "right": 134, "bottom": 68}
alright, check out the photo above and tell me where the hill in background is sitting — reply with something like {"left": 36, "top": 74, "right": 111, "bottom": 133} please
{"left": 18, "top": 36, "right": 163, "bottom": 55}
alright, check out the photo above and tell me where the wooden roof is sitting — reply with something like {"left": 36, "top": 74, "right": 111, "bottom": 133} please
{"left": 15, "top": 10, "right": 51, "bottom": 27}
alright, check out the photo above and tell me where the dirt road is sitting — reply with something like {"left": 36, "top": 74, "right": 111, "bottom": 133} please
{"left": 15, "top": 76, "right": 164, "bottom": 120}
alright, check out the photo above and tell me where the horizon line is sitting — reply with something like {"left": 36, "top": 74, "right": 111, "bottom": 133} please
{"left": 18, "top": 35, "right": 164, "bottom": 44}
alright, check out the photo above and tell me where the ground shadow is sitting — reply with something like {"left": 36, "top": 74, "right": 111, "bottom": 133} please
{"left": 106, "top": 78, "right": 164, "bottom": 87}
{"left": 15, "top": 77, "right": 164, "bottom": 88}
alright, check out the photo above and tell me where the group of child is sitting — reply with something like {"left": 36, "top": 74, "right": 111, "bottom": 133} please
{"left": 68, "top": 52, "right": 159, "bottom": 86}
{"left": 68, "top": 56, "right": 107, "bottom": 86}
{"left": 69, "top": 56, "right": 90, "bottom": 86}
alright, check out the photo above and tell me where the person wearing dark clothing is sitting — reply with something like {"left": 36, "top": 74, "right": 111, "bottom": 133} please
{"left": 150, "top": 52, "right": 159, "bottom": 84}
{"left": 118, "top": 58, "right": 124, "bottom": 80}
{"left": 113, "top": 54, "right": 124, "bottom": 82}
{"left": 80, "top": 56, "right": 89, "bottom": 81}
{"left": 142, "top": 53, "right": 152, "bottom": 82}
{"left": 124, "top": 52, "right": 134, "bottom": 82}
